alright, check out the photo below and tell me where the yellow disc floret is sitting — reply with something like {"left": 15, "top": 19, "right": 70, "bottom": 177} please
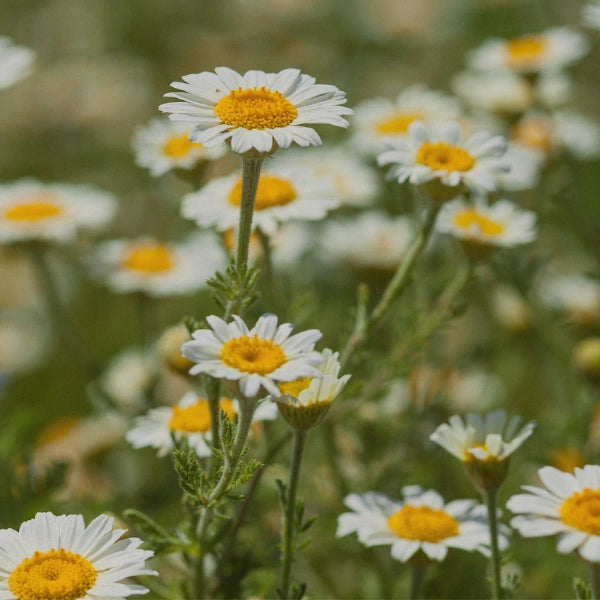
{"left": 560, "top": 489, "right": 600, "bottom": 535}
{"left": 168, "top": 398, "right": 236, "bottom": 433}
{"left": 4, "top": 198, "right": 62, "bottom": 222}
{"left": 387, "top": 505, "right": 459, "bottom": 543}
{"left": 228, "top": 174, "right": 297, "bottom": 211}
{"left": 416, "top": 142, "right": 475, "bottom": 172}
{"left": 505, "top": 35, "right": 546, "bottom": 69}
{"left": 375, "top": 112, "right": 422, "bottom": 135}
{"left": 123, "top": 242, "right": 174, "bottom": 273}
{"left": 8, "top": 548, "right": 97, "bottom": 600}
{"left": 279, "top": 377, "right": 312, "bottom": 399}
{"left": 214, "top": 87, "right": 298, "bottom": 130}
{"left": 453, "top": 209, "right": 505, "bottom": 237}
{"left": 163, "top": 133, "right": 199, "bottom": 158}
{"left": 220, "top": 335, "right": 286, "bottom": 375}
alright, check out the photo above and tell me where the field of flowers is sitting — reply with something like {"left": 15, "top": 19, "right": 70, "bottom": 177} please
{"left": 1, "top": 1, "right": 600, "bottom": 598}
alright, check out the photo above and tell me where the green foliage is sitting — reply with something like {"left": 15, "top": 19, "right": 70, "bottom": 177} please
{"left": 207, "top": 260, "right": 261, "bottom": 314}
{"left": 573, "top": 577, "right": 593, "bottom": 600}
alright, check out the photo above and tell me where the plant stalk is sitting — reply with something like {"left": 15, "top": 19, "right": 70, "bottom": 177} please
{"left": 484, "top": 487, "right": 502, "bottom": 600}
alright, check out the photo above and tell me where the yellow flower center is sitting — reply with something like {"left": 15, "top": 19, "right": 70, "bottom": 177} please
{"left": 4, "top": 197, "right": 63, "bottom": 222}
{"left": 228, "top": 174, "right": 297, "bottom": 211}
{"left": 453, "top": 209, "right": 505, "bottom": 237}
{"left": 122, "top": 242, "right": 174, "bottom": 273}
{"left": 214, "top": 87, "right": 298, "bottom": 130}
{"left": 163, "top": 133, "right": 200, "bottom": 158}
{"left": 8, "top": 548, "right": 97, "bottom": 600}
{"left": 505, "top": 35, "right": 546, "bottom": 69}
{"left": 387, "top": 505, "right": 459, "bottom": 543}
{"left": 512, "top": 118, "right": 553, "bottom": 152}
{"left": 375, "top": 112, "right": 422, "bottom": 135}
{"left": 35, "top": 417, "right": 81, "bottom": 447}
{"left": 416, "top": 142, "right": 475, "bottom": 172}
{"left": 279, "top": 377, "right": 312, "bottom": 398}
{"left": 220, "top": 334, "right": 286, "bottom": 375}
{"left": 560, "top": 489, "right": 600, "bottom": 535}
{"left": 169, "top": 398, "right": 235, "bottom": 433}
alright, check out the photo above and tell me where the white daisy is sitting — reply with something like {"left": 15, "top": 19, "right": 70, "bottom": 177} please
{"left": 321, "top": 211, "right": 415, "bottom": 271}
{"left": 131, "top": 117, "right": 227, "bottom": 177}
{"left": 90, "top": 231, "right": 226, "bottom": 297}
{"left": 377, "top": 121, "right": 508, "bottom": 198}
{"left": 582, "top": 1, "right": 600, "bottom": 30}
{"left": 0, "top": 179, "right": 117, "bottom": 244}
{"left": 159, "top": 67, "right": 352, "bottom": 156}
{"left": 350, "top": 85, "right": 462, "bottom": 156}
{"left": 430, "top": 409, "right": 535, "bottom": 464}
{"left": 436, "top": 197, "right": 537, "bottom": 248}
{"left": 508, "top": 465, "right": 600, "bottom": 563}
{"left": 0, "top": 511, "right": 156, "bottom": 599}
{"left": 467, "top": 27, "right": 589, "bottom": 74}
{"left": 182, "top": 313, "right": 323, "bottom": 398}
{"left": 126, "top": 390, "right": 278, "bottom": 457}
{"left": 181, "top": 164, "right": 339, "bottom": 236}
{"left": 495, "top": 142, "right": 545, "bottom": 192}
{"left": 0, "top": 37, "right": 34, "bottom": 90}
{"left": 337, "top": 486, "right": 499, "bottom": 562}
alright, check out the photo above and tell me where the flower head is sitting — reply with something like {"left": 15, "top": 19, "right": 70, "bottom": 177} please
{"left": 583, "top": 2, "right": 600, "bottom": 30}
{"left": 132, "top": 117, "right": 227, "bottom": 177}
{"left": 160, "top": 67, "right": 352, "bottom": 156}
{"left": 508, "top": 465, "right": 600, "bottom": 563}
{"left": 182, "top": 314, "right": 323, "bottom": 399}
{"left": 377, "top": 121, "right": 508, "bottom": 200}
{"left": 0, "top": 511, "right": 156, "bottom": 599}
{"left": 337, "top": 486, "right": 501, "bottom": 562}
{"left": 0, "top": 36, "right": 34, "bottom": 90}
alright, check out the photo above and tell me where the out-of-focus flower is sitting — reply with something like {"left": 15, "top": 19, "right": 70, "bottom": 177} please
{"left": 350, "top": 85, "right": 461, "bottom": 155}
{"left": 160, "top": 67, "right": 351, "bottom": 156}
{"left": 182, "top": 314, "right": 323, "bottom": 399}
{"left": 0, "top": 512, "right": 156, "bottom": 598}
{"left": 467, "top": 27, "right": 589, "bottom": 74}
{"left": 549, "top": 446, "right": 586, "bottom": 474}
{"left": 321, "top": 211, "right": 415, "bottom": 271}
{"left": 582, "top": 1, "right": 600, "bottom": 30}
{"left": 337, "top": 486, "right": 502, "bottom": 562}
{"left": 0, "top": 179, "right": 117, "bottom": 244}
{"left": 0, "top": 310, "right": 50, "bottom": 376}
{"left": 0, "top": 36, "right": 34, "bottom": 90}
{"left": 126, "top": 391, "right": 278, "bottom": 457}
{"left": 489, "top": 284, "right": 533, "bottom": 332}
{"left": 444, "top": 368, "right": 505, "bottom": 413}
{"left": 156, "top": 322, "right": 194, "bottom": 376}
{"left": 495, "top": 143, "right": 545, "bottom": 192}
{"left": 90, "top": 232, "right": 226, "bottom": 297}
{"left": 572, "top": 337, "right": 600, "bottom": 384}
{"left": 182, "top": 165, "right": 339, "bottom": 236}
{"left": 275, "top": 348, "right": 350, "bottom": 430}
{"left": 378, "top": 121, "right": 508, "bottom": 200}
{"left": 508, "top": 465, "right": 600, "bottom": 563}
{"left": 132, "top": 117, "right": 227, "bottom": 177}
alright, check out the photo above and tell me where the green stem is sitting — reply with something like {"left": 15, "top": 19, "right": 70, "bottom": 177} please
{"left": 484, "top": 487, "right": 502, "bottom": 600}
{"left": 409, "top": 557, "right": 429, "bottom": 600}
{"left": 279, "top": 428, "right": 308, "bottom": 600}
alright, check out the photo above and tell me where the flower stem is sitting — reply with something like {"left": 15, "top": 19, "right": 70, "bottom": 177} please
{"left": 279, "top": 428, "right": 308, "bottom": 599}
{"left": 236, "top": 157, "right": 263, "bottom": 275}
{"left": 484, "top": 487, "right": 502, "bottom": 600}
{"left": 409, "top": 557, "right": 429, "bottom": 600}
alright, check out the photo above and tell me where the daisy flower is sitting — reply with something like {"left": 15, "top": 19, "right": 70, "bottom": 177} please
{"left": 582, "top": 1, "right": 600, "bottom": 30}
{"left": 0, "top": 511, "right": 156, "bottom": 599}
{"left": 350, "top": 85, "right": 461, "bottom": 155}
{"left": 90, "top": 232, "right": 226, "bottom": 297}
{"left": 126, "top": 391, "right": 278, "bottom": 457}
{"left": 0, "top": 37, "right": 34, "bottom": 90}
{"left": 181, "top": 164, "right": 339, "bottom": 236}
{"left": 467, "top": 27, "right": 589, "bottom": 74}
{"left": 377, "top": 121, "right": 508, "bottom": 199}
{"left": 0, "top": 179, "right": 117, "bottom": 244}
{"left": 508, "top": 465, "right": 600, "bottom": 563}
{"left": 495, "top": 142, "right": 545, "bottom": 192}
{"left": 275, "top": 348, "right": 350, "bottom": 430}
{"left": 131, "top": 117, "right": 226, "bottom": 177}
{"left": 337, "top": 486, "right": 500, "bottom": 562}
{"left": 159, "top": 67, "right": 352, "bottom": 156}
{"left": 435, "top": 197, "right": 537, "bottom": 249}
{"left": 181, "top": 313, "right": 323, "bottom": 399}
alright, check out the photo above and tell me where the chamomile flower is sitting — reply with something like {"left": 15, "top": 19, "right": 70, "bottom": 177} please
{"left": 508, "top": 465, "right": 600, "bottom": 562}
{"left": 436, "top": 197, "right": 537, "bottom": 249}
{"left": 90, "top": 232, "right": 226, "bottom": 297}
{"left": 495, "top": 143, "right": 545, "bottom": 192}
{"left": 0, "top": 37, "right": 34, "bottom": 90}
{"left": 182, "top": 313, "right": 323, "bottom": 399}
{"left": 467, "top": 27, "right": 589, "bottom": 74}
{"left": 0, "top": 511, "right": 156, "bottom": 599}
{"left": 126, "top": 391, "right": 278, "bottom": 457}
{"left": 132, "top": 117, "right": 226, "bottom": 177}
{"left": 377, "top": 121, "right": 508, "bottom": 199}
{"left": 182, "top": 164, "right": 339, "bottom": 236}
{"left": 350, "top": 85, "right": 461, "bottom": 156}
{"left": 159, "top": 67, "right": 352, "bottom": 156}
{"left": 337, "top": 486, "right": 499, "bottom": 562}
{"left": 0, "top": 179, "right": 117, "bottom": 244}
{"left": 582, "top": 1, "right": 600, "bottom": 30}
